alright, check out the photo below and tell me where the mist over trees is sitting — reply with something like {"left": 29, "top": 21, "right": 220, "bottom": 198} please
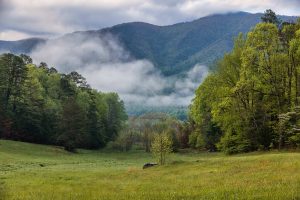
{"left": 190, "top": 11, "right": 300, "bottom": 154}
{"left": 0, "top": 53, "right": 127, "bottom": 151}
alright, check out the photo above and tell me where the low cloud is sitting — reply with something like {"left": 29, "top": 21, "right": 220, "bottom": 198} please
{"left": 0, "top": 30, "right": 34, "bottom": 41}
{"left": 31, "top": 34, "right": 208, "bottom": 106}
{"left": 31, "top": 33, "right": 130, "bottom": 70}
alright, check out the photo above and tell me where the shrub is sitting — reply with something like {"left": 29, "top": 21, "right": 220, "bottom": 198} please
{"left": 217, "top": 132, "right": 251, "bottom": 154}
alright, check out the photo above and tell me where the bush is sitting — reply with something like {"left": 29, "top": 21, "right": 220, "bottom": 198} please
{"left": 188, "top": 129, "right": 205, "bottom": 149}
{"left": 63, "top": 141, "right": 77, "bottom": 153}
{"left": 106, "top": 131, "right": 136, "bottom": 152}
{"left": 288, "top": 133, "right": 300, "bottom": 148}
{"left": 217, "top": 132, "right": 251, "bottom": 154}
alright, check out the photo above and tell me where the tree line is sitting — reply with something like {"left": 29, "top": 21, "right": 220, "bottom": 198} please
{"left": 189, "top": 10, "right": 300, "bottom": 154}
{"left": 107, "top": 113, "right": 189, "bottom": 165}
{"left": 107, "top": 113, "right": 190, "bottom": 153}
{"left": 0, "top": 53, "right": 127, "bottom": 151}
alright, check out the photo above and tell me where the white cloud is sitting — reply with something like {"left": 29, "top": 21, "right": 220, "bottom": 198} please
{"left": 175, "top": 64, "right": 209, "bottom": 97}
{"left": 81, "top": 61, "right": 166, "bottom": 95}
{"left": 0, "top": 30, "right": 33, "bottom": 41}
{"left": 0, "top": 0, "right": 299, "bottom": 40}
{"left": 31, "top": 33, "right": 130, "bottom": 70}
{"left": 30, "top": 34, "right": 208, "bottom": 106}
{"left": 178, "top": 0, "right": 300, "bottom": 17}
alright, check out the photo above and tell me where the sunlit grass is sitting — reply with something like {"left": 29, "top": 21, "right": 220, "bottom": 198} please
{"left": 0, "top": 140, "right": 300, "bottom": 200}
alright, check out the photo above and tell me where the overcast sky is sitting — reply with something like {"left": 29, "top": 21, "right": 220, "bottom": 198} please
{"left": 0, "top": 0, "right": 300, "bottom": 40}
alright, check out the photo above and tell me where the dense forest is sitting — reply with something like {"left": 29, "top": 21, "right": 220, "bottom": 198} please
{"left": 190, "top": 10, "right": 300, "bottom": 154}
{"left": 0, "top": 53, "right": 127, "bottom": 151}
{"left": 126, "top": 104, "right": 188, "bottom": 121}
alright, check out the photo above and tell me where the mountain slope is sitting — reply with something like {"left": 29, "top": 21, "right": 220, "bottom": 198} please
{"left": 98, "top": 12, "right": 261, "bottom": 75}
{"left": 0, "top": 12, "right": 297, "bottom": 75}
{"left": 0, "top": 38, "right": 46, "bottom": 54}
{"left": 81, "top": 12, "right": 297, "bottom": 75}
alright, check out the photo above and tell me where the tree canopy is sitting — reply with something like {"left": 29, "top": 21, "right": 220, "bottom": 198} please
{"left": 190, "top": 11, "right": 300, "bottom": 154}
{"left": 261, "top": 9, "right": 282, "bottom": 27}
{"left": 0, "top": 53, "right": 127, "bottom": 151}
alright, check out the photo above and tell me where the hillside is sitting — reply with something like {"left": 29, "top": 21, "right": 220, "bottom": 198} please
{"left": 0, "top": 139, "right": 300, "bottom": 199}
{"left": 0, "top": 38, "right": 46, "bottom": 54}
{"left": 0, "top": 12, "right": 297, "bottom": 75}
{"left": 100, "top": 12, "right": 262, "bottom": 75}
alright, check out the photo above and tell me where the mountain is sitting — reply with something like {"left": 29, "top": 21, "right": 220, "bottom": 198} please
{"left": 100, "top": 12, "right": 261, "bottom": 75}
{"left": 0, "top": 38, "right": 46, "bottom": 54}
{"left": 0, "top": 12, "right": 297, "bottom": 76}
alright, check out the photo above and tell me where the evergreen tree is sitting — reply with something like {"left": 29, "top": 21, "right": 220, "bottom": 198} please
{"left": 261, "top": 9, "right": 281, "bottom": 27}
{"left": 58, "top": 97, "right": 85, "bottom": 152}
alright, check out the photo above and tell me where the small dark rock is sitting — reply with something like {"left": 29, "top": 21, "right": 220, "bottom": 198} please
{"left": 143, "top": 163, "right": 158, "bottom": 169}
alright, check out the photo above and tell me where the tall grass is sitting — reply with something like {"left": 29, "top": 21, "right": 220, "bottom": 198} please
{"left": 0, "top": 140, "right": 299, "bottom": 200}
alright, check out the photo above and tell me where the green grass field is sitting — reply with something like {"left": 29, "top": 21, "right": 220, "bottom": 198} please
{"left": 0, "top": 140, "right": 300, "bottom": 200}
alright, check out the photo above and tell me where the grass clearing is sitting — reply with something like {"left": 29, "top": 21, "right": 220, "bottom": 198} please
{"left": 0, "top": 140, "right": 300, "bottom": 200}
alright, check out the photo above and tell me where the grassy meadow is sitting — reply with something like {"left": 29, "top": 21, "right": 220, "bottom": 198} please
{"left": 0, "top": 139, "right": 300, "bottom": 200}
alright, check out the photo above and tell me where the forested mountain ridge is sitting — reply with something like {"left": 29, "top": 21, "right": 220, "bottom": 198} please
{"left": 99, "top": 12, "right": 262, "bottom": 75}
{"left": 0, "top": 38, "right": 46, "bottom": 54}
{"left": 0, "top": 12, "right": 297, "bottom": 75}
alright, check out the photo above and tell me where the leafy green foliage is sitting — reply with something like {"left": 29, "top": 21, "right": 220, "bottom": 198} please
{"left": 276, "top": 108, "right": 300, "bottom": 149}
{"left": 190, "top": 12, "right": 300, "bottom": 153}
{"left": 108, "top": 113, "right": 189, "bottom": 152}
{"left": 217, "top": 132, "right": 251, "bottom": 155}
{"left": 0, "top": 53, "right": 127, "bottom": 151}
{"left": 151, "top": 131, "right": 173, "bottom": 165}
